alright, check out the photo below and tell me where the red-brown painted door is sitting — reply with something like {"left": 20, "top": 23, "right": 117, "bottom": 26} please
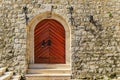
{"left": 34, "top": 19, "right": 65, "bottom": 64}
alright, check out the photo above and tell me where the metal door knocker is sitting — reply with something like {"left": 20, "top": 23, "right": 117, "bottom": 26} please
{"left": 41, "top": 40, "right": 46, "bottom": 48}
{"left": 47, "top": 40, "right": 51, "bottom": 46}
{"left": 41, "top": 40, "right": 52, "bottom": 48}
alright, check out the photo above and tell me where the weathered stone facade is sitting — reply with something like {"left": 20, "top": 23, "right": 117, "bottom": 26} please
{"left": 0, "top": 0, "right": 120, "bottom": 79}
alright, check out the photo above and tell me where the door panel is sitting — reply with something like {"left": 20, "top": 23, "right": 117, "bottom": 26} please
{"left": 34, "top": 19, "right": 65, "bottom": 64}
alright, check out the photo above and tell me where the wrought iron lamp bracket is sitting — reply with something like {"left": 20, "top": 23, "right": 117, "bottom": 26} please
{"left": 23, "top": 6, "right": 29, "bottom": 25}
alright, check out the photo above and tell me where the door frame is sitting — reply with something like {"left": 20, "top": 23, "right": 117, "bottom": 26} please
{"left": 27, "top": 11, "right": 71, "bottom": 65}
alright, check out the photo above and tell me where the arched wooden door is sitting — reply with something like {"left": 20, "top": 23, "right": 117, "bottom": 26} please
{"left": 34, "top": 19, "right": 65, "bottom": 64}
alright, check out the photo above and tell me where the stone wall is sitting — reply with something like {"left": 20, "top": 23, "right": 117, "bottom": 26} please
{"left": 71, "top": 0, "right": 120, "bottom": 79}
{"left": 0, "top": 0, "right": 120, "bottom": 79}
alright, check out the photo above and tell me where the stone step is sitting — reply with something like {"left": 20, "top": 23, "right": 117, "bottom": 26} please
{"left": 28, "top": 69, "right": 71, "bottom": 74}
{"left": 29, "top": 64, "right": 71, "bottom": 69}
{"left": 25, "top": 74, "right": 71, "bottom": 80}
{"left": 10, "top": 75, "right": 21, "bottom": 80}
{"left": 0, "top": 72, "right": 13, "bottom": 80}
{"left": 26, "top": 73, "right": 71, "bottom": 77}
{"left": 0, "top": 67, "right": 7, "bottom": 76}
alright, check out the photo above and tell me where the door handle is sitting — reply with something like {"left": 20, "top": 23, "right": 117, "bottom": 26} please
{"left": 41, "top": 40, "right": 46, "bottom": 48}
{"left": 41, "top": 40, "right": 51, "bottom": 48}
{"left": 47, "top": 40, "right": 51, "bottom": 46}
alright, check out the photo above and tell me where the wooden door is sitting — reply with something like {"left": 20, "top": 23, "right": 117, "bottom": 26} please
{"left": 34, "top": 19, "right": 65, "bottom": 64}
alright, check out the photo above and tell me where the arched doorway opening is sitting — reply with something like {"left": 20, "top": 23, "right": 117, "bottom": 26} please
{"left": 27, "top": 12, "right": 71, "bottom": 65}
{"left": 34, "top": 19, "right": 65, "bottom": 64}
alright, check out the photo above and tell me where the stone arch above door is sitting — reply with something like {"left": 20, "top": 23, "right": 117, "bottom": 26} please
{"left": 27, "top": 11, "right": 71, "bottom": 65}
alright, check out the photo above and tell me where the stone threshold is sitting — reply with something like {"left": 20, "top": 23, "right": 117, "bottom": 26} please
{"left": 25, "top": 74, "right": 71, "bottom": 77}
{"left": 29, "top": 64, "right": 71, "bottom": 69}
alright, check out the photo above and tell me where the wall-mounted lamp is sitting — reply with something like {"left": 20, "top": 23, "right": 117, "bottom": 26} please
{"left": 23, "top": 6, "right": 28, "bottom": 14}
{"left": 88, "top": 15, "right": 103, "bottom": 32}
{"left": 23, "top": 6, "right": 29, "bottom": 25}
{"left": 89, "top": 15, "right": 94, "bottom": 23}
{"left": 68, "top": 6, "right": 73, "bottom": 15}
{"left": 68, "top": 6, "right": 75, "bottom": 26}
{"left": 48, "top": 5, "right": 57, "bottom": 18}
{"left": 50, "top": 5, "right": 54, "bottom": 16}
